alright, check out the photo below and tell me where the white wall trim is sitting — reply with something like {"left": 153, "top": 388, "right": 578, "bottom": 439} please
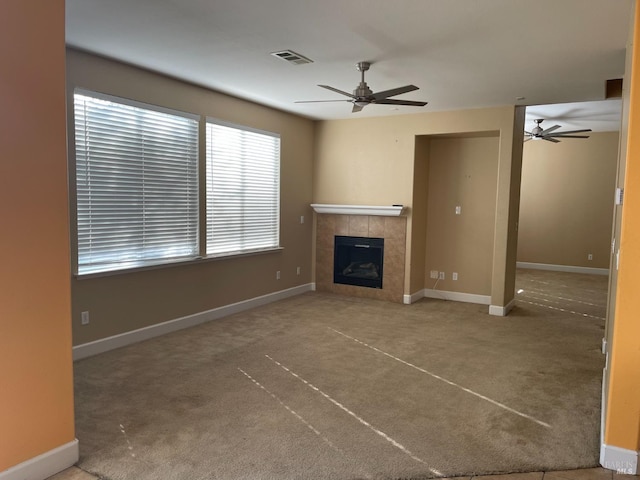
{"left": 600, "top": 443, "right": 638, "bottom": 474}
{"left": 0, "top": 439, "right": 78, "bottom": 480}
{"left": 489, "top": 298, "right": 516, "bottom": 317}
{"left": 403, "top": 290, "right": 426, "bottom": 305}
{"left": 423, "top": 289, "right": 491, "bottom": 305}
{"left": 517, "top": 262, "right": 609, "bottom": 276}
{"left": 73, "top": 283, "right": 314, "bottom": 361}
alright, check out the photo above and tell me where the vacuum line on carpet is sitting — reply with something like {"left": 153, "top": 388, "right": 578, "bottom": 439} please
{"left": 264, "top": 355, "right": 443, "bottom": 477}
{"left": 517, "top": 288, "right": 606, "bottom": 308}
{"left": 237, "top": 368, "right": 373, "bottom": 479}
{"left": 519, "top": 292, "right": 605, "bottom": 311}
{"left": 119, "top": 423, "right": 137, "bottom": 458}
{"left": 517, "top": 300, "right": 605, "bottom": 320}
{"left": 328, "top": 328, "right": 552, "bottom": 429}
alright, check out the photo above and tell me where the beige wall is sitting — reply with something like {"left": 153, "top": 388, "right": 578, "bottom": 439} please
{"left": 518, "top": 132, "right": 619, "bottom": 269}
{"left": 314, "top": 106, "right": 523, "bottom": 308}
{"left": 422, "top": 135, "right": 499, "bottom": 296}
{"left": 67, "top": 50, "right": 315, "bottom": 345}
{"left": 0, "top": 0, "right": 76, "bottom": 471}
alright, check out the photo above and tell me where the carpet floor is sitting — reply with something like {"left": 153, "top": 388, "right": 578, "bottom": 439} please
{"left": 73, "top": 269, "right": 608, "bottom": 479}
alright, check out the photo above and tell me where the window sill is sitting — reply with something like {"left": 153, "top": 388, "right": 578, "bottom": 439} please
{"left": 75, "top": 247, "right": 284, "bottom": 280}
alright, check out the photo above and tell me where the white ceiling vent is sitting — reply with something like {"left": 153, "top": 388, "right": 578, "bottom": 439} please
{"left": 270, "top": 50, "right": 313, "bottom": 65}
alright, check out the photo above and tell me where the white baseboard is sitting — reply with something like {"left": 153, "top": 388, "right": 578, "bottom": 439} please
{"left": 403, "top": 290, "right": 426, "bottom": 305}
{"left": 517, "top": 262, "right": 609, "bottom": 276}
{"left": 600, "top": 443, "right": 638, "bottom": 474}
{"left": 0, "top": 439, "right": 78, "bottom": 480}
{"left": 73, "top": 283, "right": 314, "bottom": 361}
{"left": 423, "top": 289, "right": 491, "bottom": 305}
{"left": 489, "top": 298, "right": 516, "bottom": 317}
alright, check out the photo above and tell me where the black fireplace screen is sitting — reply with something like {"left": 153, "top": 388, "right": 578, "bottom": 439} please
{"left": 334, "top": 236, "right": 384, "bottom": 289}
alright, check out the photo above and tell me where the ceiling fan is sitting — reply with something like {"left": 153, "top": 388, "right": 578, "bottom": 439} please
{"left": 524, "top": 119, "right": 592, "bottom": 143}
{"left": 296, "top": 61, "right": 428, "bottom": 113}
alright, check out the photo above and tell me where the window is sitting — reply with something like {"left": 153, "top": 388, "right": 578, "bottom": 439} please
{"left": 72, "top": 91, "right": 281, "bottom": 276}
{"left": 74, "top": 90, "right": 199, "bottom": 275}
{"left": 206, "top": 120, "right": 280, "bottom": 256}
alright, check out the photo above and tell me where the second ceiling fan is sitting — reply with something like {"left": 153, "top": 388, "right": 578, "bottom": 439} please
{"left": 525, "top": 119, "right": 592, "bottom": 143}
{"left": 296, "top": 61, "right": 428, "bottom": 113}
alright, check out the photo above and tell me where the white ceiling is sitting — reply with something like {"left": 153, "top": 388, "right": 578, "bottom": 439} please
{"left": 66, "top": 0, "right": 632, "bottom": 130}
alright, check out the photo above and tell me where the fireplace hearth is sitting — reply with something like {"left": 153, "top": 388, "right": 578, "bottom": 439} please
{"left": 334, "top": 236, "right": 384, "bottom": 289}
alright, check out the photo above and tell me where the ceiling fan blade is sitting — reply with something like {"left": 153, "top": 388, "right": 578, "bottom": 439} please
{"left": 371, "top": 85, "right": 419, "bottom": 101}
{"left": 547, "top": 135, "right": 591, "bottom": 139}
{"left": 318, "top": 85, "right": 355, "bottom": 98}
{"left": 542, "top": 137, "right": 561, "bottom": 143}
{"left": 352, "top": 103, "right": 365, "bottom": 113}
{"left": 548, "top": 128, "right": 593, "bottom": 135}
{"left": 541, "top": 125, "right": 561, "bottom": 135}
{"left": 523, "top": 137, "right": 532, "bottom": 142}
{"left": 294, "top": 99, "right": 351, "bottom": 103}
{"left": 374, "top": 99, "right": 428, "bottom": 107}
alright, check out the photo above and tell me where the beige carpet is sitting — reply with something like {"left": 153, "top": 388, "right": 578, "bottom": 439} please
{"left": 73, "top": 269, "right": 607, "bottom": 479}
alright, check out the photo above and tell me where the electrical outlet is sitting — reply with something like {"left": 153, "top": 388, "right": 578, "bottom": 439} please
{"left": 452, "top": 272, "right": 458, "bottom": 281}
{"left": 439, "top": 271, "right": 445, "bottom": 280}
{"left": 296, "top": 266, "right": 301, "bottom": 275}
{"left": 81, "top": 311, "right": 90, "bottom": 325}
{"left": 588, "top": 253, "right": 593, "bottom": 261}
{"left": 455, "top": 206, "right": 462, "bottom": 215}
{"left": 430, "top": 270, "right": 438, "bottom": 279}
{"left": 300, "top": 215, "right": 304, "bottom": 224}
{"left": 276, "top": 270, "right": 281, "bottom": 280}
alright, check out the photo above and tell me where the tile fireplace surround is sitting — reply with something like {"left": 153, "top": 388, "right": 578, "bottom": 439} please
{"left": 315, "top": 214, "right": 406, "bottom": 303}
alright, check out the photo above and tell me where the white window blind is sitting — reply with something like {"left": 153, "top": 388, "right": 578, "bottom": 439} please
{"left": 206, "top": 121, "right": 280, "bottom": 256}
{"left": 74, "top": 91, "right": 199, "bottom": 275}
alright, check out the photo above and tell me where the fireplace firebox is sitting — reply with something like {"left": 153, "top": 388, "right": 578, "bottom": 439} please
{"left": 334, "top": 236, "right": 384, "bottom": 289}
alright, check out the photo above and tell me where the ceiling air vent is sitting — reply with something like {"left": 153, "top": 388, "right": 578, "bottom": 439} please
{"left": 270, "top": 50, "right": 313, "bottom": 65}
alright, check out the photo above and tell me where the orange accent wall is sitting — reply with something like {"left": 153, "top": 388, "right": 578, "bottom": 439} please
{"left": 605, "top": 2, "right": 640, "bottom": 452}
{"left": 0, "top": 0, "right": 76, "bottom": 471}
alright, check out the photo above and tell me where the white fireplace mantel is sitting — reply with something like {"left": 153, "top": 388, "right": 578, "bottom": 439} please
{"left": 310, "top": 204, "right": 404, "bottom": 217}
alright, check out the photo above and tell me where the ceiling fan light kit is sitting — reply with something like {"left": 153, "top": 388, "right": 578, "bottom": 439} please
{"left": 296, "top": 61, "right": 428, "bottom": 113}
{"left": 524, "top": 119, "right": 592, "bottom": 143}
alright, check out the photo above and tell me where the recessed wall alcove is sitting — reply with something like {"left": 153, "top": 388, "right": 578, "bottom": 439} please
{"left": 409, "top": 131, "right": 501, "bottom": 304}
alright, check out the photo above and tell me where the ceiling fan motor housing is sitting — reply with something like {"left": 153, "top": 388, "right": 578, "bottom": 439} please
{"left": 354, "top": 82, "right": 373, "bottom": 99}
{"left": 532, "top": 119, "right": 544, "bottom": 136}
{"left": 354, "top": 62, "right": 373, "bottom": 99}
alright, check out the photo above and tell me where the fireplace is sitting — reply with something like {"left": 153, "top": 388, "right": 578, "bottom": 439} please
{"left": 334, "top": 236, "right": 384, "bottom": 289}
